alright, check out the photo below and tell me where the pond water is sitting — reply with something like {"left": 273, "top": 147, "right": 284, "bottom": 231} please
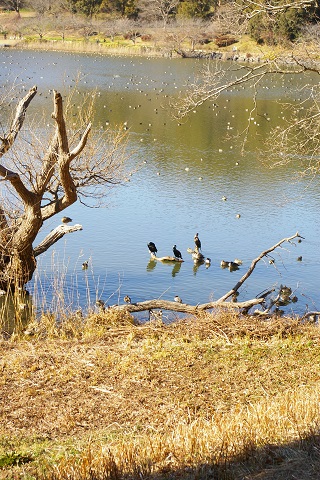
{"left": 1, "top": 48, "right": 320, "bottom": 321}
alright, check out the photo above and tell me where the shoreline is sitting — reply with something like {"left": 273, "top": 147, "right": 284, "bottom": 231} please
{"left": 2, "top": 38, "right": 318, "bottom": 66}
{"left": 0, "top": 38, "right": 266, "bottom": 63}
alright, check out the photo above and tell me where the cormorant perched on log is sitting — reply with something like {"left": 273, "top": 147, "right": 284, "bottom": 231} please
{"left": 173, "top": 245, "right": 183, "bottom": 259}
{"left": 194, "top": 233, "right": 201, "bottom": 251}
{"left": 148, "top": 242, "right": 158, "bottom": 255}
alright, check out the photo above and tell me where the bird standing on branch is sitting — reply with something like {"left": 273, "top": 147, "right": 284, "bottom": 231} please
{"left": 194, "top": 233, "right": 201, "bottom": 251}
{"left": 173, "top": 245, "right": 183, "bottom": 259}
{"left": 148, "top": 242, "right": 158, "bottom": 255}
{"left": 61, "top": 216, "right": 72, "bottom": 224}
{"left": 174, "top": 295, "right": 182, "bottom": 303}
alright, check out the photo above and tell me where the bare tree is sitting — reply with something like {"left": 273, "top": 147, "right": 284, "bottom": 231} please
{"left": 51, "top": 13, "right": 76, "bottom": 40}
{"left": 25, "top": 0, "right": 55, "bottom": 15}
{"left": 0, "top": 86, "right": 127, "bottom": 291}
{"left": 165, "top": 21, "right": 190, "bottom": 51}
{"left": 238, "top": 0, "right": 317, "bottom": 19}
{"left": 212, "top": 2, "right": 248, "bottom": 36}
{"left": 0, "top": 0, "right": 25, "bottom": 14}
{"left": 22, "top": 15, "right": 53, "bottom": 40}
{"left": 137, "top": 0, "right": 179, "bottom": 28}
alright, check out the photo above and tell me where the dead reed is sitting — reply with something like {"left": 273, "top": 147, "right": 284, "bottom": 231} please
{"left": 1, "top": 310, "right": 320, "bottom": 479}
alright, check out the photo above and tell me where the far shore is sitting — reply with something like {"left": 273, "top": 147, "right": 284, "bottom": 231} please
{"left": 2, "top": 37, "right": 318, "bottom": 69}
{"left": 0, "top": 37, "right": 268, "bottom": 63}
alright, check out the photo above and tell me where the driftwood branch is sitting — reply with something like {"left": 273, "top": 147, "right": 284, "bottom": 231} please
{"left": 300, "top": 311, "right": 320, "bottom": 322}
{"left": 109, "top": 233, "right": 302, "bottom": 316}
{"left": 111, "top": 297, "right": 264, "bottom": 314}
{"left": 34, "top": 223, "right": 83, "bottom": 257}
{"left": 217, "top": 232, "right": 302, "bottom": 302}
{"left": 152, "top": 255, "right": 184, "bottom": 263}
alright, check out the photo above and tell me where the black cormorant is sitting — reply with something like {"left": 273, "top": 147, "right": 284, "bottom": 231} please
{"left": 148, "top": 242, "right": 158, "bottom": 255}
{"left": 194, "top": 233, "right": 201, "bottom": 251}
{"left": 173, "top": 245, "right": 182, "bottom": 259}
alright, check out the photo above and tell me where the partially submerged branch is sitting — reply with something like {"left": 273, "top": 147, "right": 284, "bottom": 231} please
{"left": 152, "top": 255, "right": 184, "bottom": 263}
{"left": 108, "top": 233, "right": 302, "bottom": 316}
{"left": 217, "top": 232, "right": 302, "bottom": 302}
{"left": 110, "top": 297, "right": 264, "bottom": 315}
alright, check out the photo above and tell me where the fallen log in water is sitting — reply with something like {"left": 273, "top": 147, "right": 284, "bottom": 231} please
{"left": 151, "top": 255, "right": 184, "bottom": 263}
{"left": 109, "top": 232, "right": 303, "bottom": 317}
{"left": 111, "top": 297, "right": 265, "bottom": 314}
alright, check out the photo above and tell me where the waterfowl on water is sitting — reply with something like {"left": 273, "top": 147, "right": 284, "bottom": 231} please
{"left": 220, "top": 260, "right": 229, "bottom": 268}
{"left": 173, "top": 245, "right": 183, "bottom": 259}
{"left": 82, "top": 260, "right": 89, "bottom": 270}
{"left": 228, "top": 262, "right": 240, "bottom": 271}
{"left": 148, "top": 242, "right": 158, "bottom": 255}
{"left": 124, "top": 295, "right": 131, "bottom": 304}
{"left": 233, "top": 259, "right": 243, "bottom": 265}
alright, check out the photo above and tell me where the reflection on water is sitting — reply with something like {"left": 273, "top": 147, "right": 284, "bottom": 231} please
{"left": 1, "top": 49, "right": 320, "bottom": 318}
{"left": 171, "top": 262, "right": 182, "bottom": 277}
{"left": 146, "top": 259, "right": 157, "bottom": 272}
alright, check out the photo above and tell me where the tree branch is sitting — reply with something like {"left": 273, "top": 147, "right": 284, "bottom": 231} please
{"left": 243, "top": 0, "right": 316, "bottom": 18}
{"left": 110, "top": 297, "right": 264, "bottom": 314}
{"left": 0, "top": 85, "right": 39, "bottom": 204}
{"left": 40, "top": 90, "right": 91, "bottom": 220}
{"left": 34, "top": 223, "right": 83, "bottom": 257}
{"left": 0, "top": 85, "right": 37, "bottom": 158}
{"left": 107, "top": 233, "right": 302, "bottom": 316}
{"left": 69, "top": 122, "right": 92, "bottom": 160}
{"left": 217, "top": 232, "right": 302, "bottom": 302}
{"left": 172, "top": 61, "right": 306, "bottom": 119}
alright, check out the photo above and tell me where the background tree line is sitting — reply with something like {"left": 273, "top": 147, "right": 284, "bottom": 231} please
{"left": 0, "top": 0, "right": 320, "bottom": 46}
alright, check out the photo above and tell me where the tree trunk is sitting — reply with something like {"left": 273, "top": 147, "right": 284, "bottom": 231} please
{"left": 0, "top": 86, "right": 92, "bottom": 292}
{"left": 0, "top": 245, "right": 36, "bottom": 291}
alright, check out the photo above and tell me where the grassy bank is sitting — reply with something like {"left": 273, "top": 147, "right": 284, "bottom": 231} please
{"left": 1, "top": 310, "right": 320, "bottom": 479}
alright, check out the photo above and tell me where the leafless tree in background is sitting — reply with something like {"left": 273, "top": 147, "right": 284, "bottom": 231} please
{"left": 137, "top": 0, "right": 179, "bottom": 27}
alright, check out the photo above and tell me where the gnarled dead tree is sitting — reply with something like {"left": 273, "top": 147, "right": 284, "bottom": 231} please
{"left": 0, "top": 86, "right": 127, "bottom": 291}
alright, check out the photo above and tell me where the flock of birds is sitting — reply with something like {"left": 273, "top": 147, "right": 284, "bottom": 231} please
{"left": 148, "top": 233, "right": 211, "bottom": 267}
{"left": 148, "top": 232, "right": 243, "bottom": 273}
{"left": 146, "top": 233, "right": 243, "bottom": 305}
{"left": 94, "top": 233, "right": 243, "bottom": 308}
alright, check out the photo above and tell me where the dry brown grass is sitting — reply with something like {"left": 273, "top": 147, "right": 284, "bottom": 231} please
{"left": 1, "top": 310, "right": 320, "bottom": 479}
